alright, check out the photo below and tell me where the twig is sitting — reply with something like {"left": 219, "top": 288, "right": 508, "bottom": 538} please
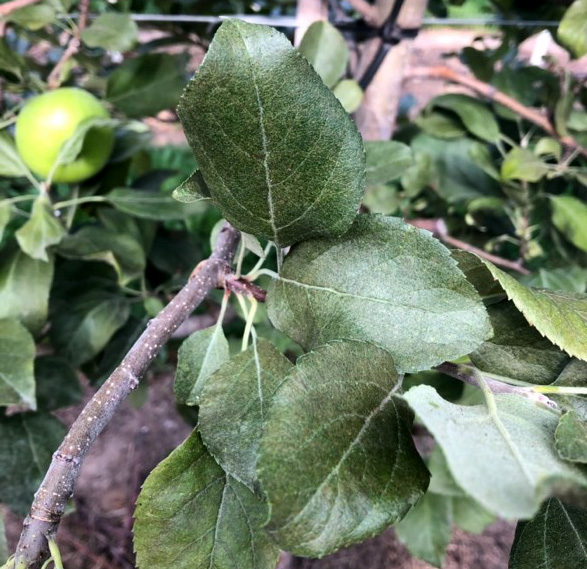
{"left": 12, "top": 224, "right": 240, "bottom": 569}
{"left": 0, "top": 0, "right": 41, "bottom": 17}
{"left": 345, "top": 0, "right": 378, "bottom": 24}
{"left": 408, "top": 218, "right": 530, "bottom": 275}
{"left": 407, "top": 66, "right": 587, "bottom": 159}
{"left": 46, "top": 0, "right": 90, "bottom": 90}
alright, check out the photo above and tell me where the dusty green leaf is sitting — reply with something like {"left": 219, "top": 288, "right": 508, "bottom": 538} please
{"left": 134, "top": 430, "right": 279, "bottom": 569}
{"left": 177, "top": 20, "right": 364, "bottom": 247}
{"left": 555, "top": 410, "right": 587, "bottom": 463}
{"left": 551, "top": 195, "right": 587, "bottom": 253}
{"left": 34, "top": 355, "right": 82, "bottom": 411}
{"left": 481, "top": 260, "right": 587, "bottom": 361}
{"left": 0, "top": 248, "right": 53, "bottom": 335}
{"left": 509, "top": 498, "right": 587, "bottom": 568}
{"left": 199, "top": 338, "right": 292, "bottom": 489}
{"left": 430, "top": 94, "right": 500, "bottom": 143}
{"left": 107, "top": 53, "right": 186, "bottom": 118}
{"left": 268, "top": 215, "right": 491, "bottom": 373}
{"left": 551, "top": 359, "right": 587, "bottom": 421}
{"left": 332, "top": 79, "right": 363, "bottom": 113}
{"left": 50, "top": 291, "right": 130, "bottom": 367}
{"left": 15, "top": 195, "right": 66, "bottom": 261}
{"left": 172, "top": 170, "right": 211, "bottom": 203}
{"left": 258, "top": 340, "right": 429, "bottom": 557}
{"left": 298, "top": 20, "right": 347, "bottom": 88}
{"left": 0, "top": 412, "right": 66, "bottom": 515}
{"left": 365, "top": 141, "right": 413, "bottom": 187}
{"left": 501, "top": 147, "right": 549, "bottom": 182}
{"left": 81, "top": 13, "right": 138, "bottom": 53}
{"left": 0, "top": 132, "right": 35, "bottom": 179}
{"left": 0, "top": 318, "right": 35, "bottom": 409}
{"left": 174, "top": 325, "right": 229, "bottom": 406}
{"left": 451, "top": 250, "right": 505, "bottom": 300}
{"left": 107, "top": 187, "right": 207, "bottom": 220}
{"left": 452, "top": 496, "right": 495, "bottom": 535}
{"left": 404, "top": 385, "right": 587, "bottom": 519}
{"left": 395, "top": 492, "right": 451, "bottom": 568}
{"left": 470, "top": 301, "right": 570, "bottom": 385}
{"left": 559, "top": 0, "right": 587, "bottom": 58}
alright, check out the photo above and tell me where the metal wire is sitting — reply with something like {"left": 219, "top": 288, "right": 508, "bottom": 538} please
{"left": 75, "top": 13, "right": 559, "bottom": 28}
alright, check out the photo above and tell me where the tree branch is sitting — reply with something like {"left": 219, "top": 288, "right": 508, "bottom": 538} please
{"left": 407, "top": 66, "right": 587, "bottom": 159}
{"left": 408, "top": 218, "right": 530, "bottom": 275}
{"left": 0, "top": 0, "right": 41, "bottom": 17}
{"left": 46, "top": 0, "right": 90, "bottom": 90}
{"left": 12, "top": 223, "right": 241, "bottom": 569}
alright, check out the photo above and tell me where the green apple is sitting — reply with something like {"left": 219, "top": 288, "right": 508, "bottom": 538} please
{"left": 15, "top": 87, "right": 115, "bottom": 183}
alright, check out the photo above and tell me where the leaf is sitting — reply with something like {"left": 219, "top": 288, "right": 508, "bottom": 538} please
{"left": 470, "top": 301, "right": 570, "bottom": 385}
{"left": 0, "top": 131, "right": 35, "bottom": 179}
{"left": 257, "top": 340, "right": 429, "bottom": 557}
{"left": 404, "top": 385, "right": 587, "bottom": 519}
{"left": 451, "top": 250, "right": 505, "bottom": 300}
{"left": 0, "top": 509, "right": 8, "bottom": 565}
{"left": 332, "top": 79, "right": 363, "bottom": 113}
{"left": 6, "top": 3, "right": 55, "bottom": 30}
{"left": 551, "top": 195, "right": 587, "bottom": 253}
{"left": 558, "top": 0, "right": 587, "bottom": 58}
{"left": 364, "top": 141, "right": 413, "bottom": 187}
{"left": 15, "top": 195, "right": 66, "bottom": 262}
{"left": 0, "top": 201, "right": 10, "bottom": 242}
{"left": 481, "top": 260, "right": 587, "bottom": 361}
{"left": 509, "top": 498, "right": 587, "bottom": 569}
{"left": 416, "top": 110, "right": 467, "bottom": 139}
{"left": 0, "top": 412, "right": 66, "bottom": 515}
{"left": 0, "top": 38, "right": 25, "bottom": 81}
{"left": 198, "top": 338, "right": 293, "bottom": 489}
{"left": 524, "top": 267, "right": 587, "bottom": 293}
{"left": 0, "top": 318, "right": 36, "bottom": 409}
{"left": 107, "top": 187, "right": 207, "bottom": 220}
{"left": 395, "top": 492, "right": 452, "bottom": 568}
{"left": 174, "top": 325, "right": 230, "bottom": 406}
{"left": 501, "top": 148, "right": 549, "bottom": 182}
{"left": 50, "top": 290, "right": 130, "bottom": 367}
{"left": 177, "top": 20, "right": 364, "bottom": 247}
{"left": 48, "top": 117, "right": 118, "bottom": 184}
{"left": 35, "top": 355, "right": 82, "bottom": 411}
{"left": 107, "top": 53, "right": 186, "bottom": 118}
{"left": 81, "top": 13, "right": 138, "bottom": 53}
{"left": 267, "top": 215, "right": 491, "bottom": 373}
{"left": 134, "top": 430, "right": 279, "bottom": 569}
{"left": 298, "top": 20, "right": 347, "bottom": 88}
{"left": 551, "top": 359, "right": 587, "bottom": 421}
{"left": 452, "top": 496, "right": 495, "bottom": 535}
{"left": 242, "top": 232, "right": 264, "bottom": 258}
{"left": 555, "top": 411, "right": 587, "bottom": 463}
{"left": 430, "top": 94, "right": 500, "bottom": 143}
{"left": 172, "top": 170, "right": 211, "bottom": 202}
{"left": 0, "top": 248, "right": 53, "bottom": 335}
{"left": 535, "top": 137, "right": 562, "bottom": 160}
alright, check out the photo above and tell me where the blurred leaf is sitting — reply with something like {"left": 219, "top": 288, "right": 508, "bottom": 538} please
{"left": 363, "top": 184, "right": 400, "bottom": 215}
{"left": 34, "top": 355, "right": 82, "bottom": 411}
{"left": 416, "top": 110, "right": 467, "bottom": 139}
{"left": 15, "top": 195, "right": 66, "bottom": 262}
{"left": 0, "top": 318, "right": 36, "bottom": 409}
{"left": 199, "top": 338, "right": 293, "bottom": 489}
{"left": 0, "top": 132, "right": 35, "bottom": 179}
{"left": 535, "top": 137, "right": 562, "bottom": 160}
{"left": 0, "top": 38, "right": 25, "bottom": 81}
{"left": 430, "top": 94, "right": 500, "bottom": 143}
{"left": 258, "top": 341, "right": 429, "bottom": 557}
{"left": 107, "top": 53, "right": 186, "bottom": 118}
{"left": 524, "top": 267, "right": 587, "bottom": 293}
{"left": 298, "top": 20, "right": 347, "bottom": 88}
{"left": 6, "top": 3, "right": 55, "bottom": 30}
{"left": 509, "top": 499, "right": 587, "bottom": 568}
{"left": 365, "top": 141, "right": 413, "bottom": 186}
{"left": 268, "top": 215, "right": 491, "bottom": 373}
{"left": 401, "top": 153, "right": 433, "bottom": 196}
{"left": 0, "top": 412, "right": 66, "bottom": 515}
{"left": 172, "top": 170, "right": 211, "bottom": 202}
{"left": 395, "top": 492, "right": 451, "bottom": 568}
{"left": 50, "top": 290, "right": 130, "bottom": 367}
{"left": 174, "top": 325, "right": 229, "bottom": 406}
{"left": 0, "top": 201, "right": 10, "bottom": 242}
{"left": 81, "top": 13, "right": 138, "bottom": 53}
{"left": 177, "top": 20, "right": 364, "bottom": 247}
{"left": 551, "top": 195, "right": 587, "bottom": 253}
{"left": 0, "top": 248, "right": 53, "bottom": 336}
{"left": 110, "top": 121, "right": 151, "bottom": 163}
{"left": 134, "top": 430, "right": 279, "bottom": 569}
{"left": 405, "top": 385, "right": 587, "bottom": 519}
{"left": 559, "top": 0, "right": 587, "bottom": 58}
{"left": 555, "top": 410, "right": 587, "bottom": 463}
{"left": 332, "top": 79, "right": 363, "bottom": 113}
{"left": 241, "top": 232, "right": 264, "bottom": 257}
{"left": 0, "top": 509, "right": 7, "bottom": 565}
{"left": 107, "top": 187, "right": 207, "bottom": 220}
{"left": 502, "top": 148, "right": 549, "bottom": 182}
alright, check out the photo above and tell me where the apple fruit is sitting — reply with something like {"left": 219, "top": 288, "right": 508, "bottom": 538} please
{"left": 15, "top": 87, "right": 115, "bottom": 183}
